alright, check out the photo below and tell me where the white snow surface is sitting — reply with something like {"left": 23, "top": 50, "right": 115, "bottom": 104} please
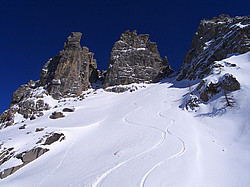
{"left": 1, "top": 52, "right": 250, "bottom": 187}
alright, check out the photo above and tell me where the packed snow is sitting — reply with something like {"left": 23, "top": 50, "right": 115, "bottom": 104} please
{"left": 1, "top": 52, "right": 250, "bottom": 187}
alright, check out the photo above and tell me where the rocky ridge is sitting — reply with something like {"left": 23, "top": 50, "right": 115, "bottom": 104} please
{"left": 1, "top": 15, "right": 249, "bottom": 126}
{"left": 177, "top": 15, "right": 249, "bottom": 110}
{"left": 0, "top": 30, "right": 173, "bottom": 128}
{"left": 0, "top": 30, "right": 173, "bottom": 179}
{"left": 177, "top": 14, "right": 250, "bottom": 81}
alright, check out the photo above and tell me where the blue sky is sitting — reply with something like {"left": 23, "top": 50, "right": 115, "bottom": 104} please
{"left": 0, "top": 0, "right": 249, "bottom": 113}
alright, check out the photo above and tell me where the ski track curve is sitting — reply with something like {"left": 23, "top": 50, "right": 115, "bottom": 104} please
{"left": 93, "top": 85, "right": 187, "bottom": 187}
{"left": 92, "top": 87, "right": 171, "bottom": 187}
{"left": 38, "top": 135, "right": 76, "bottom": 187}
{"left": 38, "top": 119, "right": 106, "bottom": 186}
{"left": 139, "top": 97, "right": 187, "bottom": 187}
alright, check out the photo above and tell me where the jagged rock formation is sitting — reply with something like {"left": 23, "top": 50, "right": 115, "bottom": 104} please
{"left": 103, "top": 30, "right": 173, "bottom": 88}
{"left": 179, "top": 15, "right": 249, "bottom": 110}
{"left": 184, "top": 71, "right": 241, "bottom": 111}
{"left": 1, "top": 17, "right": 248, "bottom": 125}
{"left": 0, "top": 32, "right": 97, "bottom": 128}
{"left": 177, "top": 14, "right": 250, "bottom": 81}
{"left": 40, "top": 32, "right": 98, "bottom": 99}
{"left": 0, "top": 81, "right": 50, "bottom": 128}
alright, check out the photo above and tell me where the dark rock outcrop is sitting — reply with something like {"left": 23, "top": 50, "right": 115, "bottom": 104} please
{"left": 0, "top": 165, "right": 23, "bottom": 179}
{"left": 103, "top": 30, "right": 172, "bottom": 88}
{"left": 9, "top": 80, "right": 37, "bottom": 107}
{"left": 197, "top": 74, "right": 240, "bottom": 102}
{"left": 157, "top": 56, "right": 174, "bottom": 80}
{"left": 10, "top": 84, "right": 31, "bottom": 106}
{"left": 43, "top": 133, "right": 65, "bottom": 145}
{"left": 0, "top": 148, "right": 15, "bottom": 166}
{"left": 40, "top": 32, "right": 98, "bottom": 99}
{"left": 105, "top": 84, "right": 139, "bottom": 93}
{"left": 19, "top": 124, "right": 26, "bottom": 129}
{"left": 0, "top": 108, "right": 15, "bottom": 128}
{"left": 62, "top": 107, "right": 75, "bottom": 112}
{"left": 0, "top": 82, "right": 50, "bottom": 129}
{"left": 35, "top": 127, "right": 44, "bottom": 132}
{"left": 185, "top": 94, "right": 200, "bottom": 111}
{"left": 21, "top": 147, "right": 49, "bottom": 164}
{"left": 0, "top": 147, "right": 49, "bottom": 179}
{"left": 0, "top": 132, "right": 65, "bottom": 179}
{"left": 177, "top": 14, "right": 250, "bottom": 81}
{"left": 221, "top": 74, "right": 241, "bottom": 91}
{"left": 50, "top": 112, "right": 65, "bottom": 119}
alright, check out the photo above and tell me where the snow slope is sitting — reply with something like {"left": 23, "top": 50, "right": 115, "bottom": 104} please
{"left": 1, "top": 52, "right": 250, "bottom": 187}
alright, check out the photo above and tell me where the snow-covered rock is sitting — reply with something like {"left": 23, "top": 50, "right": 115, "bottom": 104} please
{"left": 177, "top": 14, "right": 250, "bottom": 81}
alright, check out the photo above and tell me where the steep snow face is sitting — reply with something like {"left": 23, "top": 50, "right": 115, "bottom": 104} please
{"left": 1, "top": 53, "right": 250, "bottom": 186}
{"left": 177, "top": 15, "right": 250, "bottom": 81}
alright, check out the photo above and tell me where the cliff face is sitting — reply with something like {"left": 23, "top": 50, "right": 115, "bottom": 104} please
{"left": 40, "top": 32, "right": 98, "bottom": 99}
{"left": 103, "top": 30, "right": 173, "bottom": 88}
{"left": 177, "top": 14, "right": 250, "bottom": 81}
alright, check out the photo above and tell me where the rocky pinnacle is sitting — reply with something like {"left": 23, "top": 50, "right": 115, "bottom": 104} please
{"left": 40, "top": 32, "right": 98, "bottom": 99}
{"left": 103, "top": 30, "right": 173, "bottom": 88}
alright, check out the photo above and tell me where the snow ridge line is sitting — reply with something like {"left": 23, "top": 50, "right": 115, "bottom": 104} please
{"left": 92, "top": 86, "right": 170, "bottom": 187}
{"left": 139, "top": 97, "right": 186, "bottom": 187}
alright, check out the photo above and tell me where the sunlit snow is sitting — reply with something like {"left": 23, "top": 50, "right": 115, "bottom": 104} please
{"left": 0, "top": 52, "right": 250, "bottom": 187}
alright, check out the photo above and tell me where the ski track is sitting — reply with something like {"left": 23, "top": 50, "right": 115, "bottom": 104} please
{"left": 38, "top": 135, "right": 76, "bottom": 187}
{"left": 92, "top": 87, "right": 169, "bottom": 187}
{"left": 139, "top": 94, "right": 187, "bottom": 187}
{"left": 93, "top": 85, "right": 186, "bottom": 187}
{"left": 38, "top": 120, "right": 105, "bottom": 186}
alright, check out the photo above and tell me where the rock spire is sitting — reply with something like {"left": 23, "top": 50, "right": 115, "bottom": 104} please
{"left": 103, "top": 30, "right": 173, "bottom": 88}
{"left": 40, "top": 32, "right": 98, "bottom": 99}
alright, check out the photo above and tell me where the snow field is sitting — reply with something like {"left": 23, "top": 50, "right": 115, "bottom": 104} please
{"left": 1, "top": 53, "right": 250, "bottom": 187}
